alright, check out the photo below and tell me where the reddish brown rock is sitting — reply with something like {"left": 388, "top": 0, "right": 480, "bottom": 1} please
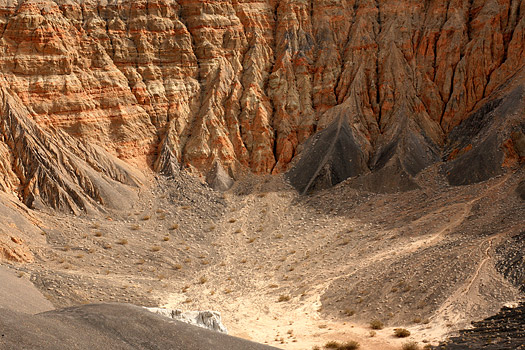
{"left": 0, "top": 0, "right": 523, "bottom": 197}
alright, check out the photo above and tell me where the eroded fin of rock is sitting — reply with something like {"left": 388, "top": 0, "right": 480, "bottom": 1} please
{"left": 286, "top": 110, "right": 371, "bottom": 194}
{"left": 206, "top": 162, "right": 234, "bottom": 192}
{"left": 146, "top": 307, "right": 228, "bottom": 334}
{"left": 443, "top": 78, "right": 525, "bottom": 186}
{"left": 0, "top": 87, "right": 143, "bottom": 213}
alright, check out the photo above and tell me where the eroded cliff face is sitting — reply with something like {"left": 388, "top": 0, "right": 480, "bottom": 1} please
{"left": 0, "top": 0, "right": 523, "bottom": 205}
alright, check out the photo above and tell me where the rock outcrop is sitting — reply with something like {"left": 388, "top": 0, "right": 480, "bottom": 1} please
{"left": 0, "top": 0, "right": 523, "bottom": 201}
{"left": 0, "top": 84, "right": 144, "bottom": 213}
{"left": 146, "top": 307, "right": 228, "bottom": 334}
{"left": 496, "top": 231, "right": 525, "bottom": 293}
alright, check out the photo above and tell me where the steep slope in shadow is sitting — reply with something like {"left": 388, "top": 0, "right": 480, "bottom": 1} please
{"left": 350, "top": 107, "right": 443, "bottom": 193}
{"left": 0, "top": 303, "right": 280, "bottom": 350}
{"left": 443, "top": 77, "right": 525, "bottom": 186}
{"left": 285, "top": 109, "right": 371, "bottom": 194}
{"left": 287, "top": 101, "right": 443, "bottom": 194}
{"left": 435, "top": 302, "right": 525, "bottom": 350}
{"left": 0, "top": 86, "right": 144, "bottom": 214}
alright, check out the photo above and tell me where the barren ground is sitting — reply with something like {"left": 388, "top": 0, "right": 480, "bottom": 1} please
{"left": 3, "top": 165, "right": 524, "bottom": 350}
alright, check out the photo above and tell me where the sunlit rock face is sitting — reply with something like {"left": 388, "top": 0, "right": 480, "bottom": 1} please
{"left": 0, "top": 0, "right": 523, "bottom": 196}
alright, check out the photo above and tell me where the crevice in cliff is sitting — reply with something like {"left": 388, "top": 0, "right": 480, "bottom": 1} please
{"left": 466, "top": 0, "right": 474, "bottom": 43}
{"left": 375, "top": 0, "right": 382, "bottom": 128}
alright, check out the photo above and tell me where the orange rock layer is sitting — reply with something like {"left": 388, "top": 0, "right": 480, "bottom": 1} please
{"left": 0, "top": 0, "right": 523, "bottom": 179}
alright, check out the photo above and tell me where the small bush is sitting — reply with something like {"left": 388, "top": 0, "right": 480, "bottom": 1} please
{"left": 401, "top": 341, "right": 419, "bottom": 350}
{"left": 141, "top": 215, "right": 151, "bottom": 221}
{"left": 324, "top": 341, "right": 340, "bottom": 348}
{"left": 278, "top": 295, "right": 290, "bottom": 302}
{"left": 169, "top": 224, "right": 179, "bottom": 230}
{"left": 369, "top": 320, "right": 384, "bottom": 330}
{"left": 151, "top": 246, "right": 161, "bottom": 252}
{"left": 228, "top": 218, "right": 236, "bottom": 223}
{"left": 116, "top": 239, "right": 128, "bottom": 245}
{"left": 324, "top": 340, "right": 360, "bottom": 350}
{"left": 343, "top": 308, "right": 355, "bottom": 316}
{"left": 94, "top": 231, "right": 103, "bottom": 237}
{"left": 199, "top": 276, "right": 208, "bottom": 284}
{"left": 173, "top": 264, "right": 182, "bottom": 270}
{"left": 163, "top": 236, "right": 170, "bottom": 241}
{"left": 341, "top": 341, "right": 360, "bottom": 350}
{"left": 394, "top": 328, "right": 411, "bottom": 338}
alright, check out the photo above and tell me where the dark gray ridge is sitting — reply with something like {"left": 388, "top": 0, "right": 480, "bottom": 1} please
{"left": 442, "top": 84, "right": 525, "bottom": 186}
{"left": 0, "top": 303, "right": 281, "bottom": 350}
{"left": 206, "top": 161, "right": 234, "bottom": 191}
{"left": 434, "top": 302, "right": 525, "bottom": 350}
{"left": 286, "top": 114, "right": 369, "bottom": 194}
{"left": 495, "top": 230, "right": 525, "bottom": 293}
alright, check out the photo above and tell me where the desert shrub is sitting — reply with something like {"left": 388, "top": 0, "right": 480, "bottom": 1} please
{"left": 116, "top": 239, "right": 128, "bottom": 245}
{"left": 394, "top": 328, "right": 411, "bottom": 338}
{"left": 151, "top": 246, "right": 161, "bottom": 252}
{"left": 324, "top": 340, "right": 360, "bottom": 350}
{"left": 343, "top": 308, "right": 355, "bottom": 316}
{"left": 324, "top": 341, "right": 340, "bottom": 348}
{"left": 369, "top": 320, "right": 384, "bottom": 330}
{"left": 278, "top": 295, "right": 290, "bottom": 302}
{"left": 401, "top": 341, "right": 419, "bottom": 350}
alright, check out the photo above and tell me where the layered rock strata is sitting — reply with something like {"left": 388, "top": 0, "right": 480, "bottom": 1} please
{"left": 0, "top": 0, "right": 523, "bottom": 202}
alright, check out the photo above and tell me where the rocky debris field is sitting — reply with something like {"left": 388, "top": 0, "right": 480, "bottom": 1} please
{"left": 434, "top": 302, "right": 525, "bottom": 350}
{"left": 1, "top": 166, "right": 523, "bottom": 350}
